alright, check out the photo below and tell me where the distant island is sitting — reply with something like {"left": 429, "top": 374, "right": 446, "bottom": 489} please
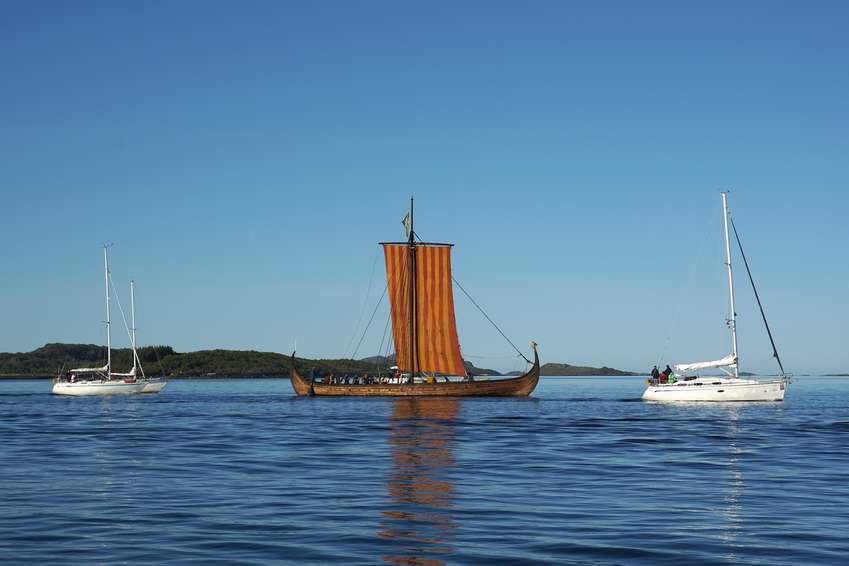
{"left": 0, "top": 343, "right": 638, "bottom": 378}
{"left": 506, "top": 362, "right": 640, "bottom": 377}
{"left": 0, "top": 343, "right": 502, "bottom": 378}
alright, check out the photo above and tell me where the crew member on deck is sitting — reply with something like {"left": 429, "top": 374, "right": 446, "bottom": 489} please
{"left": 651, "top": 366, "right": 660, "bottom": 381}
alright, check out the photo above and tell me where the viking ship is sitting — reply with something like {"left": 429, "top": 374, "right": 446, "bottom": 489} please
{"left": 290, "top": 200, "right": 540, "bottom": 397}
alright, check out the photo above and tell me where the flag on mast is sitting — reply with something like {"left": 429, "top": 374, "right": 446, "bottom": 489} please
{"left": 401, "top": 212, "right": 411, "bottom": 238}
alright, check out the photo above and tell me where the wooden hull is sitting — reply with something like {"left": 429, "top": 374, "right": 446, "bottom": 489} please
{"left": 290, "top": 348, "right": 540, "bottom": 397}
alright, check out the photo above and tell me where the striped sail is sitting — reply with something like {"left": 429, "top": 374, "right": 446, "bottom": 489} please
{"left": 383, "top": 244, "right": 466, "bottom": 376}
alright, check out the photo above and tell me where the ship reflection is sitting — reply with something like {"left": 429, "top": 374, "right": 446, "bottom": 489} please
{"left": 378, "top": 398, "right": 460, "bottom": 566}
{"left": 720, "top": 405, "right": 743, "bottom": 562}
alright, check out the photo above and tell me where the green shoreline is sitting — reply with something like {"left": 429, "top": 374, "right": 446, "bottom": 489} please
{"left": 1, "top": 343, "right": 638, "bottom": 379}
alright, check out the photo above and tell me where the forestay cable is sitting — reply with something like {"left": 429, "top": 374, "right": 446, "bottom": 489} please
{"left": 452, "top": 277, "right": 531, "bottom": 364}
{"left": 729, "top": 217, "right": 786, "bottom": 376}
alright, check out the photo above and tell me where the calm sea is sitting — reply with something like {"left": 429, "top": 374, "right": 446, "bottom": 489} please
{"left": 1, "top": 377, "right": 847, "bottom": 565}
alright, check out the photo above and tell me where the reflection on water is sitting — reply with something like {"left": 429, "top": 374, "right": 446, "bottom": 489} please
{"left": 379, "top": 398, "right": 460, "bottom": 566}
{"left": 721, "top": 406, "right": 743, "bottom": 562}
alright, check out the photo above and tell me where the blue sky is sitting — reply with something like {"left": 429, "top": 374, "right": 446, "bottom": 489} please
{"left": 2, "top": 1, "right": 847, "bottom": 373}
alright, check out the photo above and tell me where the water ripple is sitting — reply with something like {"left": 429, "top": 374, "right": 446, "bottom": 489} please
{"left": 1, "top": 377, "right": 848, "bottom": 564}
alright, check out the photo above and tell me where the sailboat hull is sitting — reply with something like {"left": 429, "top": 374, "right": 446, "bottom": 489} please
{"left": 52, "top": 380, "right": 146, "bottom": 396}
{"left": 140, "top": 379, "right": 167, "bottom": 394}
{"left": 290, "top": 350, "right": 540, "bottom": 397}
{"left": 642, "top": 378, "right": 786, "bottom": 402}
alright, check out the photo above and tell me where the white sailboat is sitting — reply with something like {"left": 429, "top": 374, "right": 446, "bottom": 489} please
{"left": 52, "top": 247, "right": 167, "bottom": 395}
{"left": 643, "top": 192, "right": 788, "bottom": 402}
{"left": 53, "top": 245, "right": 146, "bottom": 396}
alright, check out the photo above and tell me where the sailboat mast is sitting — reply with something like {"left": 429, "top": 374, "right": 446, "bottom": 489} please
{"left": 408, "top": 196, "right": 417, "bottom": 381}
{"left": 103, "top": 244, "right": 112, "bottom": 377}
{"left": 721, "top": 192, "right": 739, "bottom": 377}
{"left": 130, "top": 280, "right": 137, "bottom": 373}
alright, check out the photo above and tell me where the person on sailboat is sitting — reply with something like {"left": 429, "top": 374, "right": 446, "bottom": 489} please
{"left": 664, "top": 365, "right": 676, "bottom": 384}
{"left": 651, "top": 366, "right": 660, "bottom": 382}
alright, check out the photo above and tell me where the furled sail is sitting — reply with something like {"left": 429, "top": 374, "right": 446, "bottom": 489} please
{"left": 110, "top": 367, "right": 137, "bottom": 378}
{"left": 673, "top": 354, "right": 737, "bottom": 374}
{"left": 70, "top": 364, "right": 109, "bottom": 374}
{"left": 383, "top": 243, "right": 466, "bottom": 375}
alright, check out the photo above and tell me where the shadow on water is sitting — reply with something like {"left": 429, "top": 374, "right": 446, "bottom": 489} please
{"left": 378, "top": 398, "right": 460, "bottom": 566}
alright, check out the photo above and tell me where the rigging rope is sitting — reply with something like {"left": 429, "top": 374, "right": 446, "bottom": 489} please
{"left": 343, "top": 247, "right": 381, "bottom": 359}
{"left": 452, "top": 277, "right": 531, "bottom": 364}
{"left": 376, "top": 310, "right": 393, "bottom": 376}
{"left": 729, "top": 217, "right": 786, "bottom": 376}
{"left": 109, "top": 275, "right": 145, "bottom": 377}
{"left": 411, "top": 232, "right": 531, "bottom": 363}
{"left": 350, "top": 284, "right": 388, "bottom": 361}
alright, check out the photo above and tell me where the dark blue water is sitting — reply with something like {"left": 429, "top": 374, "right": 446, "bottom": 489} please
{"left": 1, "top": 377, "right": 848, "bottom": 565}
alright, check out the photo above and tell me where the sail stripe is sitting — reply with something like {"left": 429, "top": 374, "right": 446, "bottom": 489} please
{"left": 434, "top": 247, "right": 444, "bottom": 372}
{"left": 429, "top": 247, "right": 440, "bottom": 372}
{"left": 385, "top": 245, "right": 407, "bottom": 370}
{"left": 417, "top": 246, "right": 429, "bottom": 371}
{"left": 417, "top": 244, "right": 428, "bottom": 371}
{"left": 400, "top": 246, "right": 410, "bottom": 368}
{"left": 435, "top": 246, "right": 449, "bottom": 372}
{"left": 425, "top": 246, "right": 439, "bottom": 372}
{"left": 430, "top": 247, "right": 442, "bottom": 372}
{"left": 440, "top": 249, "right": 458, "bottom": 375}
{"left": 445, "top": 246, "right": 463, "bottom": 373}
{"left": 393, "top": 245, "right": 404, "bottom": 368}
{"left": 445, "top": 248, "right": 457, "bottom": 372}
{"left": 432, "top": 245, "right": 464, "bottom": 375}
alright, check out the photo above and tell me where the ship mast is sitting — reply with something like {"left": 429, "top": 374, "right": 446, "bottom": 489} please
{"left": 407, "top": 196, "right": 417, "bottom": 382}
{"left": 130, "top": 280, "right": 138, "bottom": 375}
{"left": 721, "top": 192, "right": 739, "bottom": 377}
{"left": 103, "top": 244, "right": 112, "bottom": 377}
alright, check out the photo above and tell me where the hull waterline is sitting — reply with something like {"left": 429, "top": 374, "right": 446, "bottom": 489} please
{"left": 642, "top": 378, "right": 786, "bottom": 402}
{"left": 140, "top": 379, "right": 167, "bottom": 394}
{"left": 52, "top": 380, "right": 146, "bottom": 396}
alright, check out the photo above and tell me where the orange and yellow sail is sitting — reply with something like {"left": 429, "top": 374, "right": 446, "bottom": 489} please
{"left": 383, "top": 243, "right": 466, "bottom": 375}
